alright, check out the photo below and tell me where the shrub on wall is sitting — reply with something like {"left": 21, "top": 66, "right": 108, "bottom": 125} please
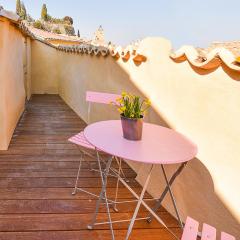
{"left": 63, "top": 16, "right": 73, "bottom": 25}
{"left": 52, "top": 28, "right": 61, "bottom": 34}
{"left": 33, "top": 20, "right": 44, "bottom": 30}
{"left": 64, "top": 24, "right": 75, "bottom": 36}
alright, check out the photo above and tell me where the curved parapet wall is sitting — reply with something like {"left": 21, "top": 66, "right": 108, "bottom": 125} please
{"left": 170, "top": 45, "right": 240, "bottom": 72}
{"left": 31, "top": 37, "right": 240, "bottom": 236}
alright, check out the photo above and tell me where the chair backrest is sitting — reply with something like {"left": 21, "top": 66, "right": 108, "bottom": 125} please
{"left": 86, "top": 91, "right": 121, "bottom": 123}
{"left": 181, "top": 217, "right": 235, "bottom": 240}
{"left": 86, "top": 91, "right": 120, "bottom": 104}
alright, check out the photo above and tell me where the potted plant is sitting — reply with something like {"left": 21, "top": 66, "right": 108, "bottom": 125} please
{"left": 113, "top": 92, "right": 151, "bottom": 141}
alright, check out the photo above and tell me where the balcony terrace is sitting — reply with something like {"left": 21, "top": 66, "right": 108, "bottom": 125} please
{"left": 0, "top": 95, "right": 181, "bottom": 239}
{"left": 0, "top": 5, "right": 239, "bottom": 240}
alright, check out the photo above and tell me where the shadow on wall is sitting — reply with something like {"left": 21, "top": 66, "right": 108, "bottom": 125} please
{"left": 122, "top": 77, "right": 240, "bottom": 237}
{"left": 31, "top": 38, "right": 240, "bottom": 237}
{"left": 144, "top": 158, "right": 240, "bottom": 237}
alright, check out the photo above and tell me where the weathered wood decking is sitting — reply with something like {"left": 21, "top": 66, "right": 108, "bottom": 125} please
{"left": 0, "top": 95, "right": 181, "bottom": 240}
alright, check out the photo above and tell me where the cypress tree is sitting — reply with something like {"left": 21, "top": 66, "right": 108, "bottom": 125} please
{"left": 20, "top": 2, "right": 27, "bottom": 20}
{"left": 41, "top": 4, "right": 47, "bottom": 21}
{"left": 16, "top": 0, "right": 21, "bottom": 15}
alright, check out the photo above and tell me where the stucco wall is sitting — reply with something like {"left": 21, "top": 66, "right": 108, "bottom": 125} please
{"left": 31, "top": 38, "right": 240, "bottom": 236}
{"left": 0, "top": 18, "right": 26, "bottom": 150}
{"left": 31, "top": 40, "right": 59, "bottom": 94}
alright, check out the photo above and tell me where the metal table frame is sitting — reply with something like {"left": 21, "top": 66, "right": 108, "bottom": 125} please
{"left": 87, "top": 151, "right": 188, "bottom": 240}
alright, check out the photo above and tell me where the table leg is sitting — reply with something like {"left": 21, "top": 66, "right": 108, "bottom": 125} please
{"left": 161, "top": 164, "right": 184, "bottom": 229}
{"left": 147, "top": 162, "right": 187, "bottom": 225}
{"left": 87, "top": 156, "right": 115, "bottom": 239}
{"left": 125, "top": 165, "right": 154, "bottom": 240}
{"left": 113, "top": 157, "right": 122, "bottom": 212}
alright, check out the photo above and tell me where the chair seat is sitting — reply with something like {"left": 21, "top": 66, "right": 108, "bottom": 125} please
{"left": 181, "top": 217, "right": 236, "bottom": 240}
{"left": 68, "top": 131, "right": 95, "bottom": 150}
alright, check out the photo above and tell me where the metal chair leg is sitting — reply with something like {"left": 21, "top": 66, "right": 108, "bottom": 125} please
{"left": 72, "top": 152, "right": 83, "bottom": 195}
{"left": 88, "top": 156, "right": 115, "bottom": 239}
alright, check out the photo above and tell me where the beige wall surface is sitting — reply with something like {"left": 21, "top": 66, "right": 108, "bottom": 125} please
{"left": 0, "top": 18, "right": 26, "bottom": 150}
{"left": 31, "top": 38, "right": 240, "bottom": 236}
{"left": 31, "top": 41, "right": 59, "bottom": 94}
{"left": 25, "top": 37, "right": 32, "bottom": 100}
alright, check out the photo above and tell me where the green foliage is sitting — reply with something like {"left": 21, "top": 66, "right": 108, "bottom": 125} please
{"left": 26, "top": 14, "right": 34, "bottom": 22}
{"left": 52, "top": 28, "right": 61, "bottom": 34}
{"left": 113, "top": 92, "right": 151, "bottom": 119}
{"left": 48, "top": 17, "right": 63, "bottom": 24}
{"left": 41, "top": 4, "right": 47, "bottom": 21}
{"left": 46, "top": 14, "right": 52, "bottom": 21}
{"left": 63, "top": 16, "right": 73, "bottom": 25}
{"left": 20, "top": 2, "right": 27, "bottom": 20}
{"left": 33, "top": 20, "right": 44, "bottom": 30}
{"left": 16, "top": 0, "right": 21, "bottom": 15}
{"left": 64, "top": 24, "right": 75, "bottom": 35}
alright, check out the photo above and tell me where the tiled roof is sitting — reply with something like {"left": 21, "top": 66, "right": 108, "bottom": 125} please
{"left": 0, "top": 5, "right": 147, "bottom": 64}
{"left": 170, "top": 43, "right": 240, "bottom": 72}
{"left": 19, "top": 21, "right": 147, "bottom": 64}
{"left": 207, "top": 41, "right": 240, "bottom": 57}
{"left": 25, "top": 24, "right": 84, "bottom": 43}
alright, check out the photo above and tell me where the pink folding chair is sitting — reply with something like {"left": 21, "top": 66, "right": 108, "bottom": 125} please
{"left": 181, "top": 217, "right": 236, "bottom": 240}
{"left": 69, "top": 91, "right": 121, "bottom": 198}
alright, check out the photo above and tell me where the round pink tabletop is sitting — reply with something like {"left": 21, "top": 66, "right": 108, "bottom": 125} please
{"left": 84, "top": 120, "right": 197, "bottom": 165}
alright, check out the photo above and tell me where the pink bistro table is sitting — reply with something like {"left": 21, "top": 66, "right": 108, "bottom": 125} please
{"left": 84, "top": 120, "right": 198, "bottom": 240}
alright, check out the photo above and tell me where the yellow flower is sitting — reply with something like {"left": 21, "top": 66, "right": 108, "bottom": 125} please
{"left": 116, "top": 97, "right": 123, "bottom": 103}
{"left": 120, "top": 106, "right": 126, "bottom": 111}
{"left": 117, "top": 108, "right": 123, "bottom": 113}
{"left": 236, "top": 56, "right": 240, "bottom": 63}
{"left": 121, "top": 91, "right": 127, "bottom": 97}
{"left": 145, "top": 99, "right": 151, "bottom": 106}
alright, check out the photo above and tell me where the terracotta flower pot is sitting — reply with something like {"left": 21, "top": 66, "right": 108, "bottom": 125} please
{"left": 120, "top": 114, "right": 143, "bottom": 141}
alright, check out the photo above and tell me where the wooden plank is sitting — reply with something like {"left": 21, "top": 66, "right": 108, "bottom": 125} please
{"left": 0, "top": 212, "right": 178, "bottom": 231}
{"left": 0, "top": 199, "right": 162, "bottom": 214}
{"left": 0, "top": 169, "right": 136, "bottom": 178}
{"left": 0, "top": 187, "right": 146, "bottom": 200}
{"left": 0, "top": 229, "right": 182, "bottom": 240}
{"left": 0, "top": 177, "right": 138, "bottom": 188}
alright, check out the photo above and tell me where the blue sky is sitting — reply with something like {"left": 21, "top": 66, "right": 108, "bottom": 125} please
{"left": 0, "top": 0, "right": 238, "bottom": 48}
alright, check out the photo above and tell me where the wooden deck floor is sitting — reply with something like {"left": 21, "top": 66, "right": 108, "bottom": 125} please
{"left": 0, "top": 95, "right": 181, "bottom": 240}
